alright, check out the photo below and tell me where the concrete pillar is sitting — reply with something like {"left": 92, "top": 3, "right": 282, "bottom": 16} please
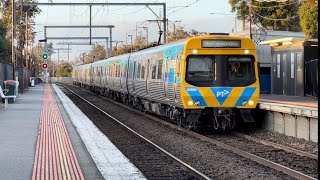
{"left": 273, "top": 112, "right": 284, "bottom": 134}
{"left": 261, "top": 111, "right": 274, "bottom": 131}
{"left": 310, "top": 118, "right": 318, "bottom": 142}
{"left": 284, "top": 114, "right": 296, "bottom": 137}
{"left": 296, "top": 116, "right": 310, "bottom": 140}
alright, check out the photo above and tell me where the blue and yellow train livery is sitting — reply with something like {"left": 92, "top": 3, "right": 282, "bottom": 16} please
{"left": 73, "top": 34, "right": 260, "bottom": 130}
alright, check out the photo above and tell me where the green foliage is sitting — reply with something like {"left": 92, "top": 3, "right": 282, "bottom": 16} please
{"left": 229, "top": 0, "right": 301, "bottom": 31}
{"left": 298, "top": 0, "right": 318, "bottom": 39}
{"left": 0, "top": 19, "right": 11, "bottom": 63}
{"left": 75, "top": 43, "right": 106, "bottom": 65}
{"left": 55, "top": 61, "right": 72, "bottom": 77}
{"left": 0, "top": 0, "right": 41, "bottom": 67}
{"left": 110, "top": 27, "right": 201, "bottom": 57}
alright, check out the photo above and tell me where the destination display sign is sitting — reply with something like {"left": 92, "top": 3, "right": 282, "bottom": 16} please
{"left": 202, "top": 40, "right": 241, "bottom": 48}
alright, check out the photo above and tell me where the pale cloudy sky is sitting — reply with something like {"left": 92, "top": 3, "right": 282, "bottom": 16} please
{"left": 32, "top": 0, "right": 237, "bottom": 61}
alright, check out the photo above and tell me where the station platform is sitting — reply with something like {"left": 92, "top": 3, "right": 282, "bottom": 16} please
{"left": 258, "top": 94, "right": 318, "bottom": 142}
{"left": 0, "top": 83, "right": 145, "bottom": 179}
{"left": 258, "top": 94, "right": 318, "bottom": 118}
{"left": 259, "top": 94, "right": 317, "bottom": 108}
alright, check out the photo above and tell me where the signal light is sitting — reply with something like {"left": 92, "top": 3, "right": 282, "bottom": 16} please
{"left": 42, "top": 53, "right": 48, "bottom": 60}
{"left": 42, "top": 63, "right": 48, "bottom": 69}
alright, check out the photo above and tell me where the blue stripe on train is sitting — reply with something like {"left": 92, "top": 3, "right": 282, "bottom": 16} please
{"left": 234, "top": 87, "right": 256, "bottom": 106}
{"left": 185, "top": 87, "right": 207, "bottom": 106}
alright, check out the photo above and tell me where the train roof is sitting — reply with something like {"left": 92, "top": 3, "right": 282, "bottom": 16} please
{"left": 77, "top": 34, "right": 254, "bottom": 66}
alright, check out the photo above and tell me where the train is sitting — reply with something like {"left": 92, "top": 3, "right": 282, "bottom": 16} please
{"left": 73, "top": 34, "right": 260, "bottom": 130}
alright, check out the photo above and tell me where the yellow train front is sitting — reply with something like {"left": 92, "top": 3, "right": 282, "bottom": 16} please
{"left": 179, "top": 35, "right": 260, "bottom": 129}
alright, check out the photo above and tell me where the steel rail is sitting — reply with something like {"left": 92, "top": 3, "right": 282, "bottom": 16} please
{"left": 60, "top": 84, "right": 211, "bottom": 180}
{"left": 63, "top": 84, "right": 317, "bottom": 180}
{"left": 232, "top": 132, "right": 318, "bottom": 160}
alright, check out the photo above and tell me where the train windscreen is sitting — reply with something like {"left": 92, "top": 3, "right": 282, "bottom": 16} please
{"left": 186, "top": 55, "right": 255, "bottom": 87}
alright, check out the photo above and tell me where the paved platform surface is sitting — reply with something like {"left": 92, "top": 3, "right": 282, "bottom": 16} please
{"left": 259, "top": 94, "right": 318, "bottom": 108}
{"left": 1, "top": 84, "right": 103, "bottom": 179}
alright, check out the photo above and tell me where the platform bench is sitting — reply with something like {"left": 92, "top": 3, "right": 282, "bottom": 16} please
{"left": 0, "top": 85, "right": 16, "bottom": 109}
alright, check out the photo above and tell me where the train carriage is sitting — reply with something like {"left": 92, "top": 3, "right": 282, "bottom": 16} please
{"left": 73, "top": 34, "right": 260, "bottom": 130}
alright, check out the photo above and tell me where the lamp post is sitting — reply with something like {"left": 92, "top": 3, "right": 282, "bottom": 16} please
{"left": 25, "top": 10, "right": 35, "bottom": 89}
{"left": 249, "top": 0, "right": 252, "bottom": 39}
{"left": 173, "top": 20, "right": 181, "bottom": 35}
{"left": 139, "top": 27, "right": 148, "bottom": 47}
{"left": 128, "top": 34, "right": 133, "bottom": 53}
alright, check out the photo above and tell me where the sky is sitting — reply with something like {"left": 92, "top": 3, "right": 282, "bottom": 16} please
{"left": 32, "top": 0, "right": 237, "bottom": 62}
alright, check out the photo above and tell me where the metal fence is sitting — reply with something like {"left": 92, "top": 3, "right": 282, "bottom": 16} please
{"left": 0, "top": 61, "right": 31, "bottom": 91}
{"left": 0, "top": 62, "right": 13, "bottom": 87}
{"left": 49, "top": 77, "right": 73, "bottom": 84}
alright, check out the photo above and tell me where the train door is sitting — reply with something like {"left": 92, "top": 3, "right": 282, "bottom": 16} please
{"left": 286, "top": 53, "right": 296, "bottom": 96}
{"left": 174, "top": 54, "right": 181, "bottom": 102}
{"left": 105, "top": 65, "right": 108, "bottom": 88}
{"left": 164, "top": 56, "right": 170, "bottom": 100}
{"left": 120, "top": 63, "right": 123, "bottom": 90}
{"left": 132, "top": 61, "right": 137, "bottom": 92}
{"left": 112, "top": 64, "right": 115, "bottom": 87}
{"left": 282, "top": 53, "right": 288, "bottom": 95}
{"left": 272, "top": 53, "right": 283, "bottom": 94}
{"left": 146, "top": 59, "right": 151, "bottom": 95}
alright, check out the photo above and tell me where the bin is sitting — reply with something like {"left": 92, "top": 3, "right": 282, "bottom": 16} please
{"left": 4, "top": 80, "right": 16, "bottom": 103}
{"left": 30, "top": 77, "right": 35, "bottom": 87}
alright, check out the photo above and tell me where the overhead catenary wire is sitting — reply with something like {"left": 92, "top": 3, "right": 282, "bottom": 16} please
{"left": 167, "top": 0, "right": 201, "bottom": 16}
{"left": 252, "top": 11, "right": 297, "bottom": 21}
{"left": 252, "top": 1, "right": 299, "bottom": 9}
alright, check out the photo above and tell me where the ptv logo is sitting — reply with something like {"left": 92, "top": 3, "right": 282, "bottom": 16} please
{"left": 210, "top": 87, "right": 233, "bottom": 106}
{"left": 216, "top": 90, "right": 230, "bottom": 97}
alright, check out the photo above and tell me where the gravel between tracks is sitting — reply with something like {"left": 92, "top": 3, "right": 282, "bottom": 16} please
{"left": 60, "top": 84, "right": 295, "bottom": 180}
{"left": 240, "top": 130, "right": 318, "bottom": 155}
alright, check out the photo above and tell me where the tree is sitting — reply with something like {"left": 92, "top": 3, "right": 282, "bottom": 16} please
{"left": 298, "top": 0, "right": 318, "bottom": 39}
{"left": 168, "top": 26, "right": 191, "bottom": 42}
{"left": 229, "top": 0, "right": 301, "bottom": 31}
{"left": 0, "top": 0, "right": 41, "bottom": 66}
{"left": 55, "top": 60, "right": 72, "bottom": 77}
{"left": 0, "top": 19, "right": 11, "bottom": 63}
{"left": 79, "top": 43, "right": 106, "bottom": 64}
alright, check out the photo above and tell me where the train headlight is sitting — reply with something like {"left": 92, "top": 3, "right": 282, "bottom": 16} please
{"left": 248, "top": 100, "right": 255, "bottom": 106}
{"left": 188, "top": 100, "right": 194, "bottom": 106}
{"left": 244, "top": 50, "right": 250, "bottom": 54}
{"left": 192, "top": 49, "right": 198, "bottom": 54}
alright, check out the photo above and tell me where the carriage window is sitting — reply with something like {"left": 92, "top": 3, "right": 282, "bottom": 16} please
{"left": 186, "top": 56, "right": 214, "bottom": 81}
{"left": 151, "top": 61, "right": 157, "bottom": 79}
{"left": 141, "top": 61, "right": 146, "bottom": 79}
{"left": 118, "top": 64, "right": 121, "bottom": 77}
{"left": 227, "top": 56, "right": 254, "bottom": 81}
{"left": 116, "top": 65, "right": 118, "bottom": 77}
{"left": 137, "top": 62, "right": 141, "bottom": 79}
{"left": 133, "top": 61, "right": 137, "bottom": 79}
{"left": 176, "top": 61, "right": 181, "bottom": 78}
{"left": 157, "top": 59, "right": 163, "bottom": 79}
{"left": 129, "top": 63, "right": 133, "bottom": 79}
{"left": 123, "top": 63, "right": 127, "bottom": 78}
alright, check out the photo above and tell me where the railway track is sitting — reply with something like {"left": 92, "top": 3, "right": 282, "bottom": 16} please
{"left": 59, "top": 84, "right": 210, "bottom": 180}
{"left": 58, "top": 84, "right": 317, "bottom": 179}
